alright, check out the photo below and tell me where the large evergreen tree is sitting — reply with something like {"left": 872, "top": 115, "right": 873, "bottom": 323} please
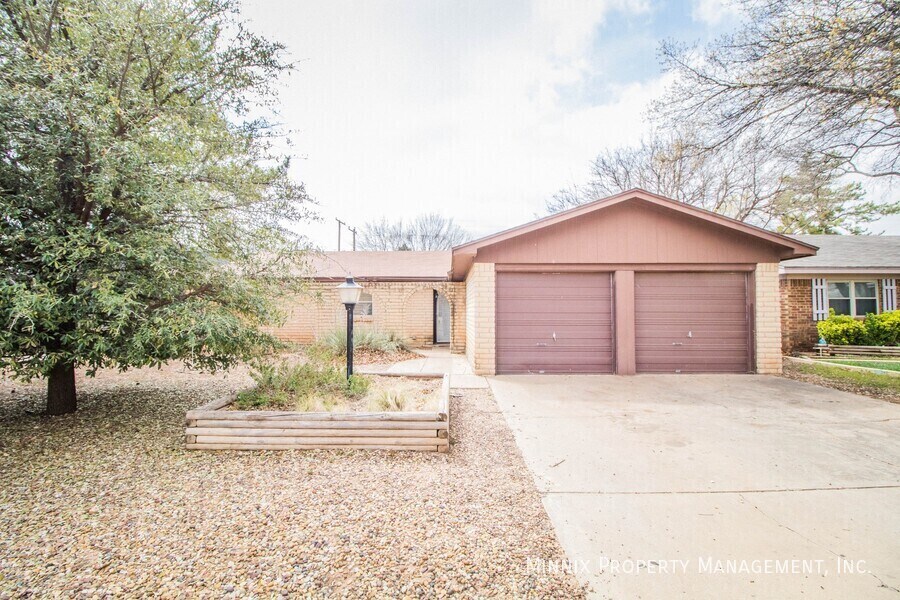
{"left": 773, "top": 158, "right": 898, "bottom": 234}
{"left": 0, "top": 0, "right": 311, "bottom": 414}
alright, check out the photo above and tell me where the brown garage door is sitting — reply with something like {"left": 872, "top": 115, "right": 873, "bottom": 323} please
{"left": 635, "top": 272, "right": 751, "bottom": 373}
{"left": 496, "top": 272, "right": 614, "bottom": 374}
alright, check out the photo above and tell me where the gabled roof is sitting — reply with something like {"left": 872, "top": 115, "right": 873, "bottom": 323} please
{"left": 451, "top": 188, "right": 818, "bottom": 279}
{"left": 781, "top": 235, "right": 900, "bottom": 273}
{"left": 305, "top": 251, "right": 450, "bottom": 281}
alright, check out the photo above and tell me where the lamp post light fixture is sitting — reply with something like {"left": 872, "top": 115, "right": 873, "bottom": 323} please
{"left": 336, "top": 276, "right": 363, "bottom": 380}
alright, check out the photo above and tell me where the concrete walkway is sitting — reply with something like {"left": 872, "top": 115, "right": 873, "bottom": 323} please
{"left": 361, "top": 347, "right": 488, "bottom": 388}
{"left": 490, "top": 374, "right": 900, "bottom": 599}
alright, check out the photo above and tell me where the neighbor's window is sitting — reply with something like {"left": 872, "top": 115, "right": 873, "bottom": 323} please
{"left": 356, "top": 292, "right": 373, "bottom": 316}
{"left": 827, "top": 281, "right": 878, "bottom": 317}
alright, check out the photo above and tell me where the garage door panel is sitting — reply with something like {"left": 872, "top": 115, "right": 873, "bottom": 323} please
{"left": 635, "top": 325, "right": 748, "bottom": 336}
{"left": 635, "top": 272, "right": 750, "bottom": 374}
{"left": 498, "top": 352, "right": 614, "bottom": 372}
{"left": 500, "top": 299, "right": 611, "bottom": 313}
{"left": 497, "top": 317, "right": 613, "bottom": 327}
{"left": 496, "top": 272, "right": 614, "bottom": 374}
{"left": 499, "top": 332, "right": 614, "bottom": 342}
{"left": 499, "top": 349, "right": 615, "bottom": 362}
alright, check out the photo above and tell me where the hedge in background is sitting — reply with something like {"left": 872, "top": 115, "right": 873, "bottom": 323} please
{"left": 817, "top": 310, "right": 900, "bottom": 346}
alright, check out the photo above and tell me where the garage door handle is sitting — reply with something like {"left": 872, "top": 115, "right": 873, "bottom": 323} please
{"left": 672, "top": 342, "right": 684, "bottom": 346}
{"left": 536, "top": 342, "right": 548, "bottom": 347}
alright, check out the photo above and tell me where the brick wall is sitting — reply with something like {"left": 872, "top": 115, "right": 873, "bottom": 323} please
{"left": 780, "top": 278, "right": 817, "bottom": 354}
{"left": 269, "top": 281, "right": 466, "bottom": 353}
{"left": 755, "top": 263, "right": 782, "bottom": 374}
{"left": 465, "top": 263, "right": 496, "bottom": 375}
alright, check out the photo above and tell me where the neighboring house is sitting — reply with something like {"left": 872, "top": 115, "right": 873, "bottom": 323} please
{"left": 274, "top": 251, "right": 465, "bottom": 353}
{"left": 780, "top": 235, "right": 900, "bottom": 354}
{"left": 273, "top": 189, "right": 819, "bottom": 375}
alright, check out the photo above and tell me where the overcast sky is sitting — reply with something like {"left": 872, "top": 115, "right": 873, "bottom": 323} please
{"left": 241, "top": 0, "right": 898, "bottom": 250}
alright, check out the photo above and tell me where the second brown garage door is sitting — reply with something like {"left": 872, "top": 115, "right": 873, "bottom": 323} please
{"left": 496, "top": 272, "right": 614, "bottom": 374}
{"left": 635, "top": 272, "right": 751, "bottom": 373}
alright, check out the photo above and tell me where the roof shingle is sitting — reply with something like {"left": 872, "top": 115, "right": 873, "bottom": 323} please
{"left": 304, "top": 251, "right": 451, "bottom": 280}
{"left": 784, "top": 235, "right": 900, "bottom": 270}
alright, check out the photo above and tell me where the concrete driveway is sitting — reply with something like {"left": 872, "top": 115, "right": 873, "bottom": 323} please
{"left": 489, "top": 375, "right": 900, "bottom": 599}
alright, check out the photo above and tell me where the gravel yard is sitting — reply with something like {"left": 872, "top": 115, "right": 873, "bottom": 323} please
{"left": 0, "top": 365, "right": 583, "bottom": 598}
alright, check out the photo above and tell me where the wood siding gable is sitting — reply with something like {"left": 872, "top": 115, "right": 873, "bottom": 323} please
{"left": 473, "top": 200, "right": 789, "bottom": 267}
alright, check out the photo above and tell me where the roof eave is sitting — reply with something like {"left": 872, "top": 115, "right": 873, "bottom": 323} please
{"left": 312, "top": 276, "right": 450, "bottom": 283}
{"left": 780, "top": 266, "right": 900, "bottom": 275}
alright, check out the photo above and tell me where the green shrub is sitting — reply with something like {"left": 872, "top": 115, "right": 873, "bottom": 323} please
{"left": 235, "top": 360, "right": 369, "bottom": 410}
{"left": 817, "top": 312, "right": 868, "bottom": 345}
{"left": 314, "top": 328, "right": 409, "bottom": 356}
{"left": 817, "top": 310, "right": 900, "bottom": 346}
{"left": 866, "top": 310, "right": 900, "bottom": 346}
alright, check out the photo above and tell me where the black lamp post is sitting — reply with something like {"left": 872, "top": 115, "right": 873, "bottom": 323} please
{"left": 336, "top": 276, "right": 363, "bottom": 380}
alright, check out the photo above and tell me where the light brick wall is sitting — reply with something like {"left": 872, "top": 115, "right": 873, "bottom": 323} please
{"left": 269, "top": 281, "right": 466, "bottom": 352}
{"left": 755, "top": 263, "right": 782, "bottom": 374}
{"left": 465, "top": 263, "right": 496, "bottom": 375}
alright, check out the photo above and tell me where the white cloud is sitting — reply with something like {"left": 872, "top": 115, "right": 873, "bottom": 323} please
{"left": 691, "top": 0, "right": 740, "bottom": 26}
{"left": 240, "top": 1, "right": 674, "bottom": 247}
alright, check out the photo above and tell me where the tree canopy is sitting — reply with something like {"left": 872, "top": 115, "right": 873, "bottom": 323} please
{"left": 0, "top": 0, "right": 312, "bottom": 413}
{"left": 657, "top": 0, "right": 899, "bottom": 179}
{"left": 546, "top": 131, "right": 899, "bottom": 232}
{"left": 358, "top": 214, "right": 470, "bottom": 251}
{"left": 548, "top": 0, "right": 900, "bottom": 232}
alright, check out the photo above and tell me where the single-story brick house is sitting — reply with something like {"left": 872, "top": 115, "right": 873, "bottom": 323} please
{"left": 275, "top": 189, "right": 821, "bottom": 375}
{"left": 273, "top": 251, "right": 466, "bottom": 353}
{"left": 780, "top": 234, "right": 900, "bottom": 354}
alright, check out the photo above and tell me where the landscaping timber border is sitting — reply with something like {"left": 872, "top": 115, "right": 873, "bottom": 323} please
{"left": 185, "top": 374, "right": 450, "bottom": 452}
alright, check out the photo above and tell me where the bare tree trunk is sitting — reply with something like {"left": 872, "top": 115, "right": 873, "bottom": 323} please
{"left": 46, "top": 362, "right": 77, "bottom": 415}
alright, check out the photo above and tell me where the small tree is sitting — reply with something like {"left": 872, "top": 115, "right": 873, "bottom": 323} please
{"left": 0, "top": 0, "right": 312, "bottom": 414}
{"left": 358, "top": 214, "right": 470, "bottom": 251}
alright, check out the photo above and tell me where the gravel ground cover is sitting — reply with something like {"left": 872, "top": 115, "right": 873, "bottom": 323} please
{"left": 307, "top": 346, "right": 421, "bottom": 373}
{"left": 350, "top": 347, "right": 421, "bottom": 370}
{"left": 0, "top": 365, "right": 583, "bottom": 598}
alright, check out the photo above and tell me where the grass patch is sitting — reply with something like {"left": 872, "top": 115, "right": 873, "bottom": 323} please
{"left": 790, "top": 361, "right": 900, "bottom": 393}
{"left": 234, "top": 360, "right": 369, "bottom": 411}
{"left": 822, "top": 359, "right": 900, "bottom": 372}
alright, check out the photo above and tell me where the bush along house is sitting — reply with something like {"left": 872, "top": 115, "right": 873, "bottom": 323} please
{"left": 780, "top": 234, "right": 900, "bottom": 354}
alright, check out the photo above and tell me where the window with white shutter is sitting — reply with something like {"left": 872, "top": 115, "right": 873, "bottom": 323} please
{"left": 883, "top": 278, "right": 897, "bottom": 312}
{"left": 812, "top": 278, "right": 828, "bottom": 321}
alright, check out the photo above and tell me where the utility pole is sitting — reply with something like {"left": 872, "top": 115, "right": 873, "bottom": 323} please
{"left": 336, "top": 218, "right": 357, "bottom": 251}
